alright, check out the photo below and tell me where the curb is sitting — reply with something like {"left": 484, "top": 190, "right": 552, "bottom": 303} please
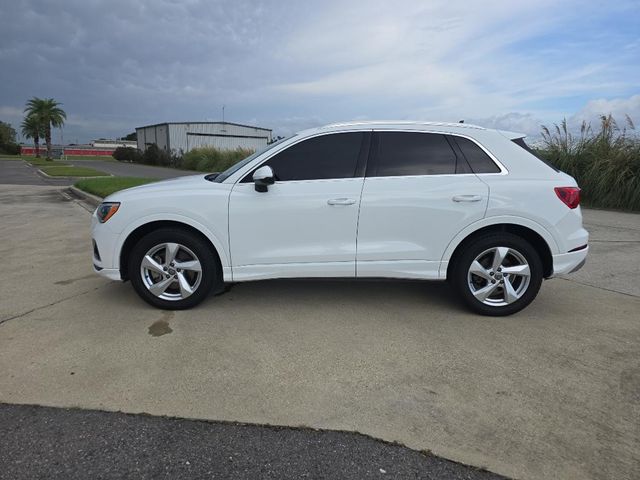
{"left": 68, "top": 185, "right": 103, "bottom": 207}
{"left": 36, "top": 168, "right": 113, "bottom": 179}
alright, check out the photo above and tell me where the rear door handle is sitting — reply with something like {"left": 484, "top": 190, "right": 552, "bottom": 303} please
{"left": 327, "top": 198, "right": 356, "bottom": 206}
{"left": 452, "top": 195, "right": 483, "bottom": 203}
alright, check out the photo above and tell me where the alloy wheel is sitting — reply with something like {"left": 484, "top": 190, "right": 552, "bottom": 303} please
{"left": 140, "top": 242, "right": 203, "bottom": 301}
{"left": 467, "top": 246, "right": 531, "bottom": 307}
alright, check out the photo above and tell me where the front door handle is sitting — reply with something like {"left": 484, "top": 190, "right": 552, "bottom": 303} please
{"left": 327, "top": 198, "right": 356, "bottom": 206}
{"left": 452, "top": 195, "right": 483, "bottom": 203}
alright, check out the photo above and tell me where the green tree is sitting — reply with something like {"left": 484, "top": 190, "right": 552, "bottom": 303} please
{"left": 21, "top": 115, "right": 45, "bottom": 157}
{"left": 24, "top": 97, "right": 67, "bottom": 159}
{"left": 0, "top": 121, "right": 17, "bottom": 145}
{"left": 122, "top": 131, "right": 137, "bottom": 141}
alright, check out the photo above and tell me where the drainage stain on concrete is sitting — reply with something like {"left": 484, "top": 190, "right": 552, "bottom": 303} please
{"left": 620, "top": 367, "right": 640, "bottom": 403}
{"left": 54, "top": 274, "right": 96, "bottom": 286}
{"left": 148, "top": 311, "right": 174, "bottom": 337}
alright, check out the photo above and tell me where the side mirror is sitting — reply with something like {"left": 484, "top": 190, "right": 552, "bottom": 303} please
{"left": 253, "top": 165, "right": 275, "bottom": 192}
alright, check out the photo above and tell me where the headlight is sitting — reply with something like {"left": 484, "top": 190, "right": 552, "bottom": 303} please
{"left": 96, "top": 202, "right": 120, "bottom": 223}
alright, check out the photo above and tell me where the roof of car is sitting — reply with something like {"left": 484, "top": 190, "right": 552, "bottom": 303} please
{"left": 322, "top": 120, "right": 486, "bottom": 130}
{"left": 297, "top": 120, "right": 492, "bottom": 136}
{"left": 296, "top": 121, "right": 528, "bottom": 141}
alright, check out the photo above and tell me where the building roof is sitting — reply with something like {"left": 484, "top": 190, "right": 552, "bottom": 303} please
{"left": 136, "top": 121, "right": 272, "bottom": 132}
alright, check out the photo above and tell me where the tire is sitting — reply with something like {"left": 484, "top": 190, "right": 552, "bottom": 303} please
{"left": 451, "top": 233, "right": 543, "bottom": 316}
{"left": 128, "top": 228, "right": 218, "bottom": 310}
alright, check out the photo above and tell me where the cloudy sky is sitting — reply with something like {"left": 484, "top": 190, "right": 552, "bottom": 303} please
{"left": 1, "top": 0, "right": 639, "bottom": 143}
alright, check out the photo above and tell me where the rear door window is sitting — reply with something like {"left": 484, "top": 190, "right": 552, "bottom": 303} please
{"left": 371, "top": 132, "right": 457, "bottom": 176}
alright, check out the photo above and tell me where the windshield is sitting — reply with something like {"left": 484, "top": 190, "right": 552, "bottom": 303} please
{"left": 214, "top": 136, "right": 292, "bottom": 183}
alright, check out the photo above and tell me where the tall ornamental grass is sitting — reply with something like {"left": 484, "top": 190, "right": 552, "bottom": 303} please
{"left": 538, "top": 115, "right": 640, "bottom": 211}
{"left": 181, "top": 146, "right": 254, "bottom": 172}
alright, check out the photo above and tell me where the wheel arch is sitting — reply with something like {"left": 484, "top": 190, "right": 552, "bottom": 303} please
{"left": 119, "top": 220, "right": 225, "bottom": 283}
{"left": 444, "top": 221, "right": 555, "bottom": 280}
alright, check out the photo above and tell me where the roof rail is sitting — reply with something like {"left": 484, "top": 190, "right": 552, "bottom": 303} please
{"left": 322, "top": 120, "right": 486, "bottom": 130}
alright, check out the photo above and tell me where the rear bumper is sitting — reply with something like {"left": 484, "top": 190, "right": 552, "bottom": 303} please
{"left": 551, "top": 245, "right": 588, "bottom": 276}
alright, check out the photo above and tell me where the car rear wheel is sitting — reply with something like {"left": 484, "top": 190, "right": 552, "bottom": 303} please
{"left": 451, "top": 233, "right": 543, "bottom": 316}
{"left": 129, "top": 228, "right": 218, "bottom": 309}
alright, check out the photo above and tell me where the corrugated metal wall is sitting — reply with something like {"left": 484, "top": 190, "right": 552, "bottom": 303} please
{"left": 137, "top": 123, "right": 271, "bottom": 153}
{"left": 136, "top": 125, "right": 169, "bottom": 151}
{"left": 170, "top": 123, "right": 271, "bottom": 153}
{"left": 136, "top": 126, "right": 158, "bottom": 150}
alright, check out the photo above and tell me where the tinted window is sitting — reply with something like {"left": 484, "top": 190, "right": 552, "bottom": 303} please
{"left": 455, "top": 136, "right": 501, "bottom": 173}
{"left": 215, "top": 136, "right": 291, "bottom": 183}
{"left": 250, "top": 132, "right": 364, "bottom": 181}
{"left": 373, "top": 132, "right": 456, "bottom": 176}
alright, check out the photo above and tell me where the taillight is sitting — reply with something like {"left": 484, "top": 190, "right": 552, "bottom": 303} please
{"left": 554, "top": 187, "right": 580, "bottom": 209}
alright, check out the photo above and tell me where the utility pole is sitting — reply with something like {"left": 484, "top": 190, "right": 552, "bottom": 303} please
{"left": 222, "top": 105, "right": 226, "bottom": 132}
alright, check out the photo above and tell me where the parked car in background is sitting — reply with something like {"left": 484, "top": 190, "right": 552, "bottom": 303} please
{"left": 91, "top": 121, "right": 588, "bottom": 315}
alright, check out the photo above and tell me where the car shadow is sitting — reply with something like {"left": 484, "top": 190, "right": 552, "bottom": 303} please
{"left": 103, "top": 277, "right": 466, "bottom": 313}
{"left": 208, "top": 278, "right": 465, "bottom": 312}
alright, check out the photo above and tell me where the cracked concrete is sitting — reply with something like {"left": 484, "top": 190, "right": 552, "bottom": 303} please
{"left": 0, "top": 184, "right": 639, "bottom": 480}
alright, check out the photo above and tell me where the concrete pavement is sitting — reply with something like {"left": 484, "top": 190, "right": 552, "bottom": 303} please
{"left": 0, "top": 184, "right": 639, "bottom": 480}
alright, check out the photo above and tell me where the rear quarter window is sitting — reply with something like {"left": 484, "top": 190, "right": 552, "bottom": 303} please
{"left": 453, "top": 136, "right": 501, "bottom": 174}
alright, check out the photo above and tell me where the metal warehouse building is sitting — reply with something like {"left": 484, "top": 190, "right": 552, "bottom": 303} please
{"left": 136, "top": 122, "right": 272, "bottom": 153}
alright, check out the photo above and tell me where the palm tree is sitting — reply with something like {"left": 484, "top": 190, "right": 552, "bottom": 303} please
{"left": 21, "top": 115, "right": 45, "bottom": 158}
{"left": 24, "top": 97, "right": 66, "bottom": 159}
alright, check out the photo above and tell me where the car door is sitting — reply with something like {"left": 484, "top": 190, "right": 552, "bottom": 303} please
{"left": 229, "top": 131, "right": 370, "bottom": 281}
{"left": 356, "top": 131, "right": 490, "bottom": 279}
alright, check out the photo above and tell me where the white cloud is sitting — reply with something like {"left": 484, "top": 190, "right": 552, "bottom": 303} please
{"left": 468, "top": 113, "right": 544, "bottom": 137}
{"left": 570, "top": 95, "right": 640, "bottom": 129}
{"left": 1, "top": 0, "right": 638, "bottom": 141}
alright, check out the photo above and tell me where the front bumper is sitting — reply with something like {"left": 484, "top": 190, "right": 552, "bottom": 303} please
{"left": 551, "top": 245, "right": 588, "bottom": 276}
{"left": 93, "top": 265, "right": 122, "bottom": 281}
{"left": 92, "top": 215, "right": 123, "bottom": 281}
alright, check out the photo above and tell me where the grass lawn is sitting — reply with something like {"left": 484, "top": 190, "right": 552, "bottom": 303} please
{"left": 40, "top": 165, "right": 108, "bottom": 177}
{"left": 28, "top": 158, "right": 70, "bottom": 166}
{"left": 0, "top": 155, "right": 23, "bottom": 160}
{"left": 74, "top": 176, "right": 158, "bottom": 197}
{"left": 64, "top": 155, "right": 117, "bottom": 161}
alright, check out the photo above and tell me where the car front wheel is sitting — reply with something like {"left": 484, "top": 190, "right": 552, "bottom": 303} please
{"left": 451, "top": 233, "right": 543, "bottom": 316}
{"left": 129, "top": 228, "right": 218, "bottom": 309}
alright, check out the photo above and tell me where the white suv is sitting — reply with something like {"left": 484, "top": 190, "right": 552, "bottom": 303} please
{"left": 91, "top": 121, "right": 588, "bottom": 315}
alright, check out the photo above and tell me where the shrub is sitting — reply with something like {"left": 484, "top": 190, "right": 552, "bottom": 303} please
{"left": 112, "top": 146, "right": 141, "bottom": 162}
{"left": 0, "top": 143, "right": 20, "bottom": 155}
{"left": 140, "top": 144, "right": 180, "bottom": 168}
{"left": 538, "top": 115, "right": 640, "bottom": 211}
{"left": 180, "top": 146, "right": 254, "bottom": 172}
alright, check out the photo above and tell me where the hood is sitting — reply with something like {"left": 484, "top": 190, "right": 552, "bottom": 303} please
{"left": 104, "top": 174, "right": 222, "bottom": 202}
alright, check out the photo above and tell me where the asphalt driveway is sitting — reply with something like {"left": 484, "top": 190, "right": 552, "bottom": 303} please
{"left": 0, "top": 184, "right": 639, "bottom": 480}
{"left": 0, "top": 403, "right": 505, "bottom": 480}
{"left": 0, "top": 158, "right": 73, "bottom": 186}
{"left": 71, "top": 159, "right": 197, "bottom": 179}
{"left": 0, "top": 157, "right": 197, "bottom": 187}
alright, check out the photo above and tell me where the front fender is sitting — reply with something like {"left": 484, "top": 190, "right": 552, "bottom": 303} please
{"left": 114, "top": 213, "right": 231, "bottom": 270}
